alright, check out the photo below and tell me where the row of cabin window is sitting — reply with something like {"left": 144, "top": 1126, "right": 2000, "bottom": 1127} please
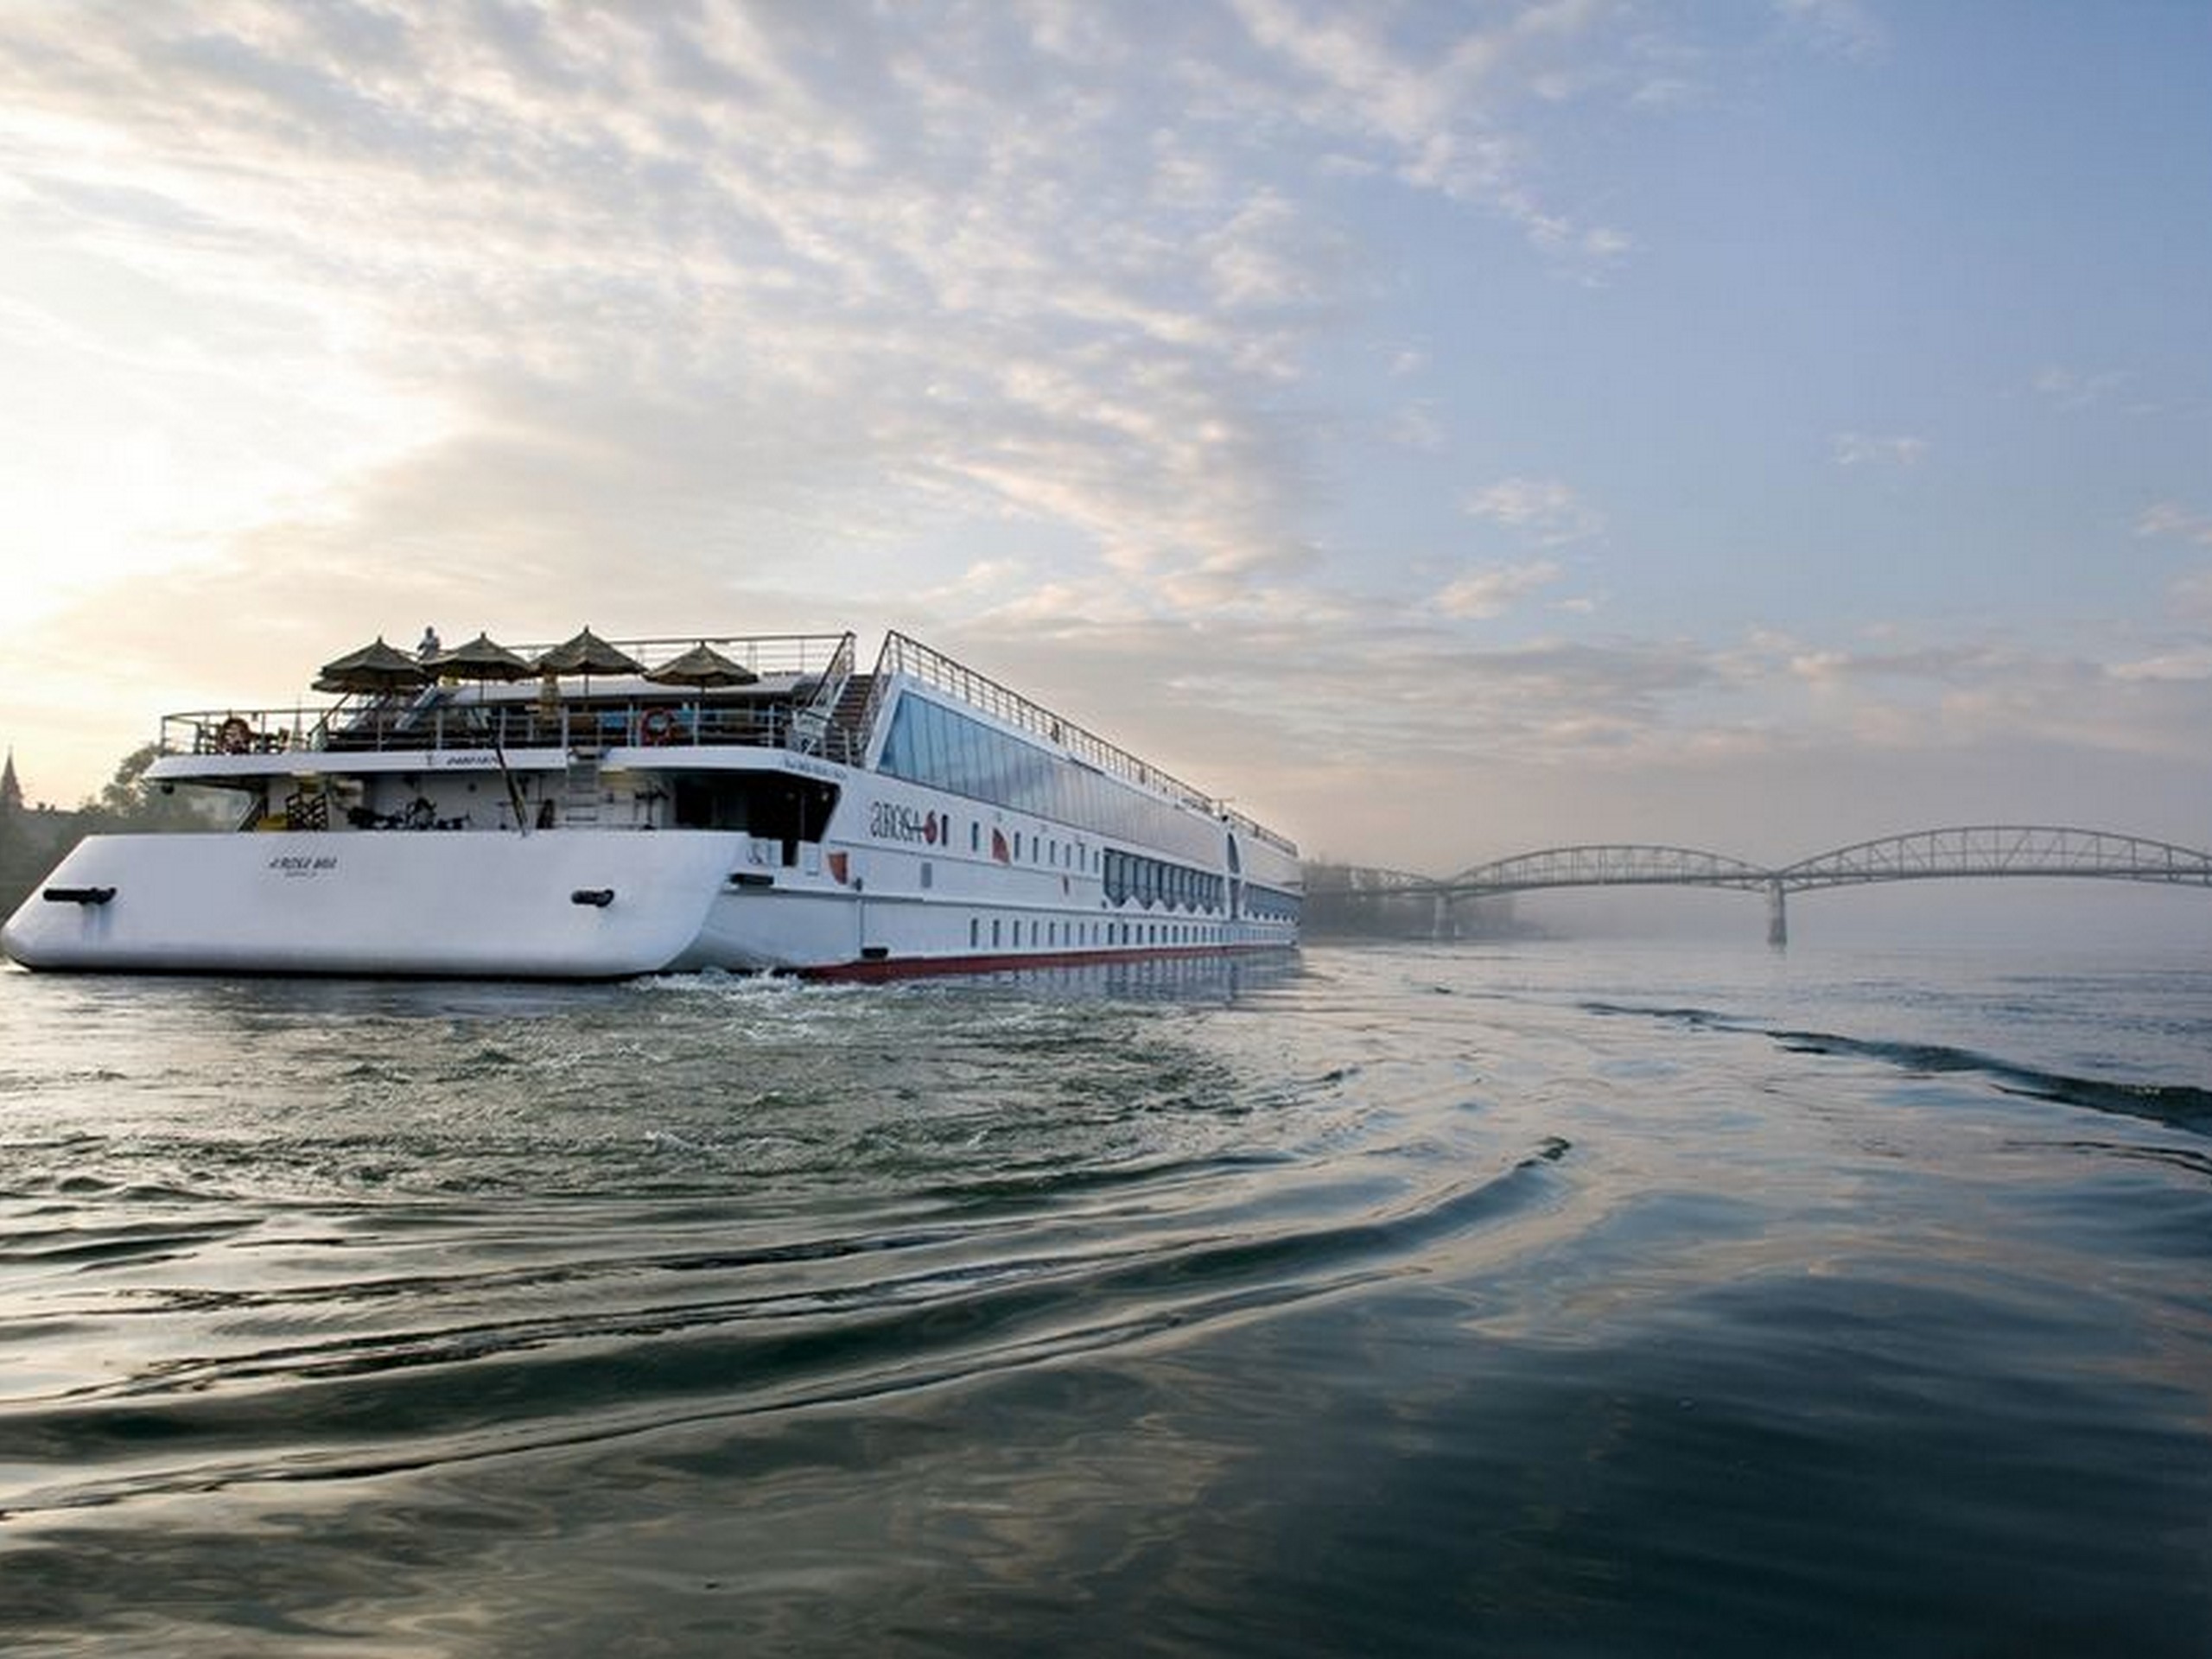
{"left": 965, "top": 917, "right": 1283, "bottom": 951}
{"left": 926, "top": 823, "right": 1092, "bottom": 870}
{"left": 913, "top": 836, "right": 1239, "bottom": 914}
{"left": 1102, "top": 849, "right": 1226, "bottom": 912}
{"left": 880, "top": 696, "right": 1224, "bottom": 866}
{"left": 1243, "top": 884, "right": 1302, "bottom": 922}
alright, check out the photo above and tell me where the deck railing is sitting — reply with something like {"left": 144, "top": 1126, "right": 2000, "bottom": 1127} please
{"left": 157, "top": 632, "right": 869, "bottom": 766}
{"left": 161, "top": 696, "right": 882, "bottom": 766}
{"left": 869, "top": 632, "right": 1298, "bottom": 855}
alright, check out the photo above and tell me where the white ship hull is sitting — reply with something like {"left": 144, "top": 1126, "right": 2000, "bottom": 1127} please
{"left": 7, "top": 816, "right": 1297, "bottom": 981}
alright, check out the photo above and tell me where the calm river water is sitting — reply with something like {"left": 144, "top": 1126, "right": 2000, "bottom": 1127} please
{"left": 2, "top": 941, "right": 2208, "bottom": 1656}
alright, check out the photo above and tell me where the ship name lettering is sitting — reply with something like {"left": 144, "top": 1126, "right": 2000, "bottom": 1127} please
{"left": 266, "top": 855, "right": 339, "bottom": 874}
{"left": 868, "top": 801, "right": 942, "bottom": 845}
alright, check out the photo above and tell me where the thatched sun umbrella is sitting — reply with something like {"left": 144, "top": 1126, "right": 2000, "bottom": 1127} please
{"left": 534, "top": 627, "right": 644, "bottom": 678}
{"left": 427, "top": 632, "right": 535, "bottom": 682}
{"left": 315, "top": 637, "right": 433, "bottom": 695}
{"left": 644, "top": 641, "right": 760, "bottom": 688}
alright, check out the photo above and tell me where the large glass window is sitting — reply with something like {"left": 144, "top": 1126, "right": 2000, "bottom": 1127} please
{"left": 879, "top": 692, "right": 1230, "bottom": 865}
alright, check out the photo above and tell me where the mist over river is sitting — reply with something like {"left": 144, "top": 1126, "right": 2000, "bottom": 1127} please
{"left": 3, "top": 941, "right": 2209, "bottom": 1656}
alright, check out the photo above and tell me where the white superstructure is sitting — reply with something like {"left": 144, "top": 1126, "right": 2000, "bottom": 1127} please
{"left": 3, "top": 631, "right": 1302, "bottom": 980}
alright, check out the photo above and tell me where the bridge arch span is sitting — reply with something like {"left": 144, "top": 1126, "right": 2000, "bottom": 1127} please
{"left": 1781, "top": 825, "right": 2212, "bottom": 893}
{"left": 1445, "top": 842, "right": 1771, "bottom": 894}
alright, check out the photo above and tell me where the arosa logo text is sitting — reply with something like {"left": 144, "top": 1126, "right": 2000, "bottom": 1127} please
{"left": 267, "top": 855, "right": 339, "bottom": 876}
{"left": 868, "top": 802, "right": 944, "bottom": 845}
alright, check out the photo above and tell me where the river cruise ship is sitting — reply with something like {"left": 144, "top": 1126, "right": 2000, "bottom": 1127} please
{"left": 3, "top": 630, "right": 1302, "bottom": 980}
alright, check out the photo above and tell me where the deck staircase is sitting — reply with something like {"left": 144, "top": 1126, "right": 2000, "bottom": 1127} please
{"left": 561, "top": 749, "right": 603, "bottom": 828}
{"left": 824, "top": 673, "right": 876, "bottom": 763}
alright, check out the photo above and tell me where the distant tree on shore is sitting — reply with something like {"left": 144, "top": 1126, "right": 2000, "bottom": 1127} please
{"left": 0, "top": 804, "right": 53, "bottom": 915}
{"left": 74, "top": 744, "right": 221, "bottom": 834}
{"left": 1, "top": 746, "right": 232, "bottom": 915}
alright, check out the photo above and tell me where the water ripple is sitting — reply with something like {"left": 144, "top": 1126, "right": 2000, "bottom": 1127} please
{"left": 0, "top": 1135, "right": 1571, "bottom": 1522}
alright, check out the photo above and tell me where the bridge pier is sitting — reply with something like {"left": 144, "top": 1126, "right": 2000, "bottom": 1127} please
{"left": 1765, "top": 880, "right": 1788, "bottom": 950}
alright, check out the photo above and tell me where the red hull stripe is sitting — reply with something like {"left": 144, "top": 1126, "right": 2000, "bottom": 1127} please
{"left": 805, "top": 942, "right": 1297, "bottom": 982}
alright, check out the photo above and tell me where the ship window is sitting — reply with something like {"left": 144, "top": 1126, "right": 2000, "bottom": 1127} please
{"left": 920, "top": 861, "right": 932, "bottom": 890}
{"left": 970, "top": 821, "right": 979, "bottom": 853}
{"left": 992, "top": 918, "right": 1002, "bottom": 948}
{"left": 914, "top": 700, "right": 942, "bottom": 781}
{"left": 969, "top": 917, "right": 979, "bottom": 948}
{"left": 880, "top": 695, "right": 1244, "bottom": 870}
{"left": 958, "top": 719, "right": 985, "bottom": 798}
{"left": 880, "top": 707, "right": 912, "bottom": 777}
{"left": 670, "top": 773, "right": 838, "bottom": 851}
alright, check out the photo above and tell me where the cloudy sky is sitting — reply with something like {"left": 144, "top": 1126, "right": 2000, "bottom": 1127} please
{"left": 3, "top": 0, "right": 2208, "bottom": 906}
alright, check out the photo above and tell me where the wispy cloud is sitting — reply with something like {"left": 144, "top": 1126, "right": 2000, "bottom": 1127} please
{"left": 1774, "top": 0, "right": 1885, "bottom": 62}
{"left": 1387, "top": 401, "right": 1447, "bottom": 451}
{"left": 2032, "top": 365, "right": 2129, "bottom": 411}
{"left": 1433, "top": 558, "right": 1566, "bottom": 619}
{"left": 1222, "top": 0, "right": 1637, "bottom": 267}
{"left": 1832, "top": 432, "right": 1929, "bottom": 469}
{"left": 1463, "top": 476, "right": 1605, "bottom": 544}
{"left": 2135, "top": 503, "right": 2212, "bottom": 547}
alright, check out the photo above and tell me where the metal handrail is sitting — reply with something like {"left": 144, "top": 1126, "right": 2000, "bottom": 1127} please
{"left": 787, "top": 632, "right": 856, "bottom": 758}
{"left": 872, "top": 632, "right": 1299, "bottom": 855}
{"left": 156, "top": 632, "right": 857, "bottom": 761}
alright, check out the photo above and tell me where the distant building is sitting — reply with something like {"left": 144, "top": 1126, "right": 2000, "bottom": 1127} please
{"left": 0, "top": 747, "right": 21, "bottom": 817}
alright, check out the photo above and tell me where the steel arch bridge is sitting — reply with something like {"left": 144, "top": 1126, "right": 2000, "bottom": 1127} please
{"left": 1395, "top": 826, "right": 2212, "bottom": 944}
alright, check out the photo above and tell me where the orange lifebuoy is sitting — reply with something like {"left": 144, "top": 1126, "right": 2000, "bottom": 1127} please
{"left": 640, "top": 707, "right": 679, "bottom": 746}
{"left": 217, "top": 716, "right": 253, "bottom": 754}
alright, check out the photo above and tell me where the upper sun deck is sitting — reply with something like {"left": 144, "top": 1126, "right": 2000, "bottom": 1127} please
{"left": 156, "top": 632, "right": 867, "bottom": 771}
